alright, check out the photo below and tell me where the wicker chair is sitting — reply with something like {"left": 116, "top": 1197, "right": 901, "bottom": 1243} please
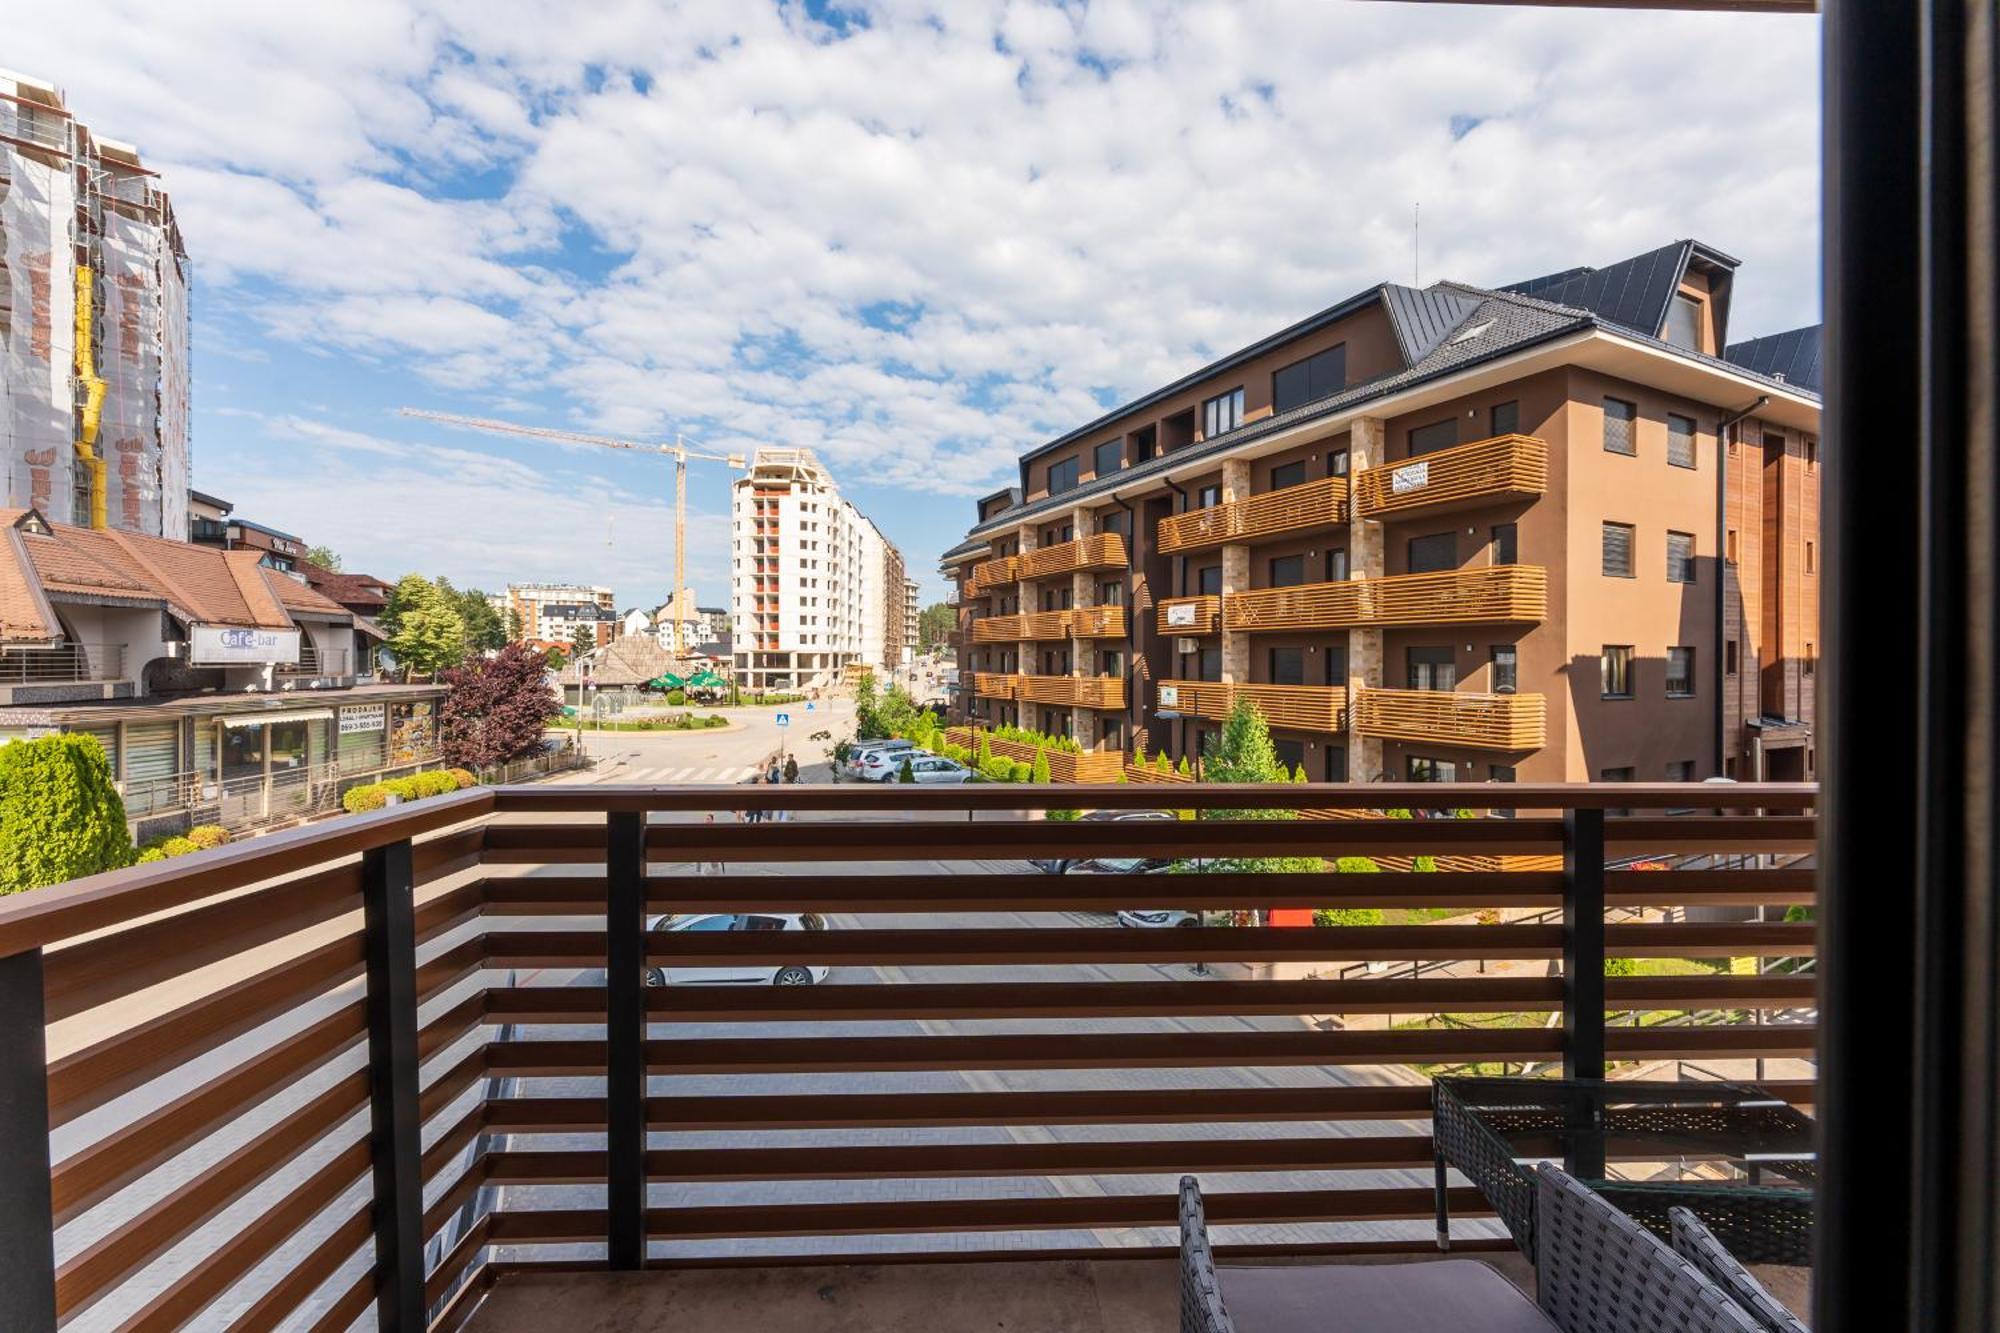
{"left": 1178, "top": 1171, "right": 1766, "bottom": 1333}
{"left": 1669, "top": 1207, "right": 1811, "bottom": 1333}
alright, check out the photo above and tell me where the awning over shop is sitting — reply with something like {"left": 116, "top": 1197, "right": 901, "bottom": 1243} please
{"left": 218, "top": 708, "right": 336, "bottom": 728}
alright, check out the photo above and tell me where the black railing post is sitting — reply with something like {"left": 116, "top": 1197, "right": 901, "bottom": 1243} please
{"left": 0, "top": 947, "right": 56, "bottom": 1331}
{"left": 1562, "top": 806, "right": 1607, "bottom": 1180}
{"left": 605, "top": 811, "right": 647, "bottom": 1269}
{"left": 363, "top": 838, "right": 424, "bottom": 1332}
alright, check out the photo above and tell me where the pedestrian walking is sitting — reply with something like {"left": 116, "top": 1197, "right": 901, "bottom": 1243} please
{"left": 783, "top": 755, "right": 799, "bottom": 784}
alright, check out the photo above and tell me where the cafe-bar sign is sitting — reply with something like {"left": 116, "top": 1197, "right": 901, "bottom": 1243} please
{"left": 190, "top": 625, "right": 301, "bottom": 666}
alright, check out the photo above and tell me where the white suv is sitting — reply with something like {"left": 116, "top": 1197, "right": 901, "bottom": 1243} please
{"left": 643, "top": 912, "right": 829, "bottom": 986}
{"left": 845, "top": 738, "right": 916, "bottom": 779}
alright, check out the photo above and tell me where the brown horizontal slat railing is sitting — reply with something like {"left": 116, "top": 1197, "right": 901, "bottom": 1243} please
{"left": 1226, "top": 565, "right": 1548, "bottom": 632}
{"left": 1156, "top": 594, "right": 1222, "bottom": 635}
{"left": 1352, "top": 687, "right": 1548, "bottom": 751}
{"left": 1351, "top": 433, "right": 1549, "bottom": 519}
{"left": 0, "top": 781, "right": 1819, "bottom": 1330}
{"left": 1156, "top": 678, "right": 1347, "bottom": 733}
{"left": 1157, "top": 474, "right": 1351, "bottom": 553}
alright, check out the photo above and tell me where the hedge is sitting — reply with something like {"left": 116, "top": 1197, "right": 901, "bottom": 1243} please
{"left": 342, "top": 767, "right": 477, "bottom": 814}
{"left": 0, "top": 733, "right": 135, "bottom": 892}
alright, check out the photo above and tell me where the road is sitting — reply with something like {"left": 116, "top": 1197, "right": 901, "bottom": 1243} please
{"left": 568, "top": 695, "right": 857, "bottom": 786}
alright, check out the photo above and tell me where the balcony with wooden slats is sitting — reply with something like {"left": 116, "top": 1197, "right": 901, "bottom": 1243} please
{"left": 1226, "top": 565, "right": 1547, "bottom": 631}
{"left": 1156, "top": 475, "right": 1351, "bottom": 554}
{"left": 1156, "top": 595, "right": 1221, "bottom": 635}
{"left": 976, "top": 672, "right": 1126, "bottom": 708}
{"left": 1070, "top": 605, "right": 1127, "bottom": 638}
{"left": 968, "top": 553, "right": 1021, "bottom": 592}
{"left": 969, "top": 611, "right": 1076, "bottom": 643}
{"left": 1156, "top": 679, "right": 1347, "bottom": 733}
{"left": 0, "top": 778, "right": 1820, "bottom": 1331}
{"left": 1017, "top": 532, "right": 1128, "bottom": 580}
{"left": 1352, "top": 434, "right": 1548, "bottom": 520}
{"left": 1352, "top": 687, "right": 1547, "bottom": 751}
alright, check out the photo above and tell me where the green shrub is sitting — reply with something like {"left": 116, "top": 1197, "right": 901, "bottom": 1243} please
{"left": 136, "top": 846, "right": 168, "bottom": 863}
{"left": 185, "top": 824, "right": 231, "bottom": 850}
{"left": 0, "top": 733, "right": 135, "bottom": 892}
{"left": 158, "top": 835, "right": 199, "bottom": 858}
{"left": 1030, "top": 748, "right": 1052, "bottom": 785}
{"left": 898, "top": 756, "right": 916, "bottom": 783}
{"left": 1604, "top": 956, "right": 1640, "bottom": 976}
{"left": 1313, "top": 906, "right": 1384, "bottom": 927}
{"left": 447, "top": 767, "right": 478, "bottom": 789}
{"left": 1333, "top": 855, "right": 1379, "bottom": 874}
{"left": 1048, "top": 807, "right": 1080, "bottom": 822}
{"left": 344, "top": 783, "right": 389, "bottom": 813}
{"left": 666, "top": 689, "right": 687, "bottom": 706}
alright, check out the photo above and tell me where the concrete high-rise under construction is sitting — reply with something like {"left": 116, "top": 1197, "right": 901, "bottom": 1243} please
{"left": 0, "top": 70, "right": 190, "bottom": 538}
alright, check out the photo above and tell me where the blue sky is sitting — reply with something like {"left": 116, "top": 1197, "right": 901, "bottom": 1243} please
{"left": 14, "top": 1, "right": 1819, "bottom": 611}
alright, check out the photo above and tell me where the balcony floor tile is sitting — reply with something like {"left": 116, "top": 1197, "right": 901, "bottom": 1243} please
{"left": 463, "top": 1254, "right": 1540, "bottom": 1332}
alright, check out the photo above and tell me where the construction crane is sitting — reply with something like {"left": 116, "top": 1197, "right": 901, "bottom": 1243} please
{"left": 398, "top": 409, "right": 744, "bottom": 657}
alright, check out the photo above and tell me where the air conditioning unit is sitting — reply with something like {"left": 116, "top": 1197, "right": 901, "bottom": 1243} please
{"left": 1176, "top": 638, "right": 1201, "bottom": 655}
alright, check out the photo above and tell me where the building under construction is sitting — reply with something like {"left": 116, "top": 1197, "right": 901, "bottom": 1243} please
{"left": 0, "top": 70, "right": 189, "bottom": 539}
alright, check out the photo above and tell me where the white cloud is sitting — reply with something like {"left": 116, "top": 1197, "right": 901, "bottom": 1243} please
{"left": 16, "top": 1, "right": 1821, "bottom": 585}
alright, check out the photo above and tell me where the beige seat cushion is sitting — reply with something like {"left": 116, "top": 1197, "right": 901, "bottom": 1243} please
{"left": 1218, "top": 1258, "right": 1556, "bottom": 1333}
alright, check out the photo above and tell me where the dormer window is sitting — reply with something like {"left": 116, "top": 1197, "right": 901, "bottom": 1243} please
{"left": 1664, "top": 294, "right": 1703, "bottom": 351}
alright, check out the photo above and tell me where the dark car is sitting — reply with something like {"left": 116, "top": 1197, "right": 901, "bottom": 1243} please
{"left": 1029, "top": 809, "right": 1176, "bottom": 874}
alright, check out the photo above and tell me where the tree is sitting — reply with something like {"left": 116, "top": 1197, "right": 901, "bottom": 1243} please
{"left": 918, "top": 601, "right": 955, "bottom": 652}
{"left": 546, "top": 645, "right": 569, "bottom": 670}
{"left": 897, "top": 755, "right": 916, "bottom": 783}
{"left": 305, "top": 543, "right": 343, "bottom": 571}
{"left": 854, "top": 672, "right": 882, "bottom": 738}
{"left": 0, "top": 733, "right": 134, "bottom": 893}
{"left": 570, "top": 624, "right": 597, "bottom": 660}
{"left": 386, "top": 575, "right": 467, "bottom": 678}
{"left": 1182, "top": 698, "right": 1323, "bottom": 879}
{"left": 1030, "top": 747, "right": 1052, "bottom": 784}
{"left": 438, "top": 643, "right": 561, "bottom": 768}
{"left": 455, "top": 587, "right": 507, "bottom": 654}
{"left": 506, "top": 606, "right": 525, "bottom": 642}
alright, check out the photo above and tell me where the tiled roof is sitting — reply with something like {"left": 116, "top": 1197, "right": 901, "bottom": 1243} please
{"left": 0, "top": 509, "right": 352, "bottom": 640}
{"left": 296, "top": 559, "right": 392, "bottom": 610}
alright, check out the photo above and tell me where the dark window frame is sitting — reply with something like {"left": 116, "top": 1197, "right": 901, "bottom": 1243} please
{"left": 1093, "top": 440, "right": 1121, "bottom": 477}
{"left": 1047, "top": 456, "right": 1081, "bottom": 494}
{"left": 1666, "top": 646, "right": 1696, "bottom": 698}
{"left": 1602, "top": 397, "right": 1638, "bottom": 455}
{"left": 1666, "top": 530, "right": 1696, "bottom": 583}
{"left": 1202, "top": 387, "right": 1245, "bottom": 438}
{"left": 1601, "top": 644, "right": 1635, "bottom": 699}
{"left": 1602, "top": 521, "right": 1636, "bottom": 578}
{"left": 1271, "top": 344, "right": 1347, "bottom": 414}
{"left": 1667, "top": 412, "right": 1697, "bottom": 469}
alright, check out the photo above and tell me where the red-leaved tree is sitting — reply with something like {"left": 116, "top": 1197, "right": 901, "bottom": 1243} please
{"left": 439, "top": 643, "right": 560, "bottom": 768}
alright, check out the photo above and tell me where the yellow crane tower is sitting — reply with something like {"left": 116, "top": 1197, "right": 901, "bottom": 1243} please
{"left": 398, "top": 409, "right": 744, "bottom": 657}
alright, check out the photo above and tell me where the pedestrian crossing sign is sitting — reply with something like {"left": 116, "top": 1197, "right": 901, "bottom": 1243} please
{"left": 775, "top": 712, "right": 790, "bottom": 727}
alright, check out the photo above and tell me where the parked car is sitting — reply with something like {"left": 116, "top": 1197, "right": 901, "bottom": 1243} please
{"left": 1116, "top": 907, "right": 1199, "bottom": 928}
{"left": 845, "top": 738, "right": 916, "bottom": 779}
{"left": 642, "top": 912, "right": 829, "bottom": 986}
{"left": 1029, "top": 809, "right": 1176, "bottom": 874}
{"left": 855, "top": 746, "right": 958, "bottom": 782}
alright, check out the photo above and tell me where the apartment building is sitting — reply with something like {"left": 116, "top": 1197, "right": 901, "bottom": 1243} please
{"left": 0, "top": 71, "right": 190, "bottom": 539}
{"left": 506, "top": 582, "right": 616, "bottom": 649}
{"left": 943, "top": 239, "right": 1822, "bottom": 785}
{"left": 731, "top": 449, "right": 909, "bottom": 691}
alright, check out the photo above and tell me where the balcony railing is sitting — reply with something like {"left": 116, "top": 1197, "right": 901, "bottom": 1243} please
{"left": 1352, "top": 687, "right": 1548, "bottom": 750}
{"left": 1227, "top": 565, "right": 1548, "bottom": 631}
{"left": 0, "top": 641, "right": 127, "bottom": 683}
{"left": 276, "top": 644, "right": 354, "bottom": 677}
{"left": 967, "top": 606, "right": 1123, "bottom": 642}
{"left": 1156, "top": 475, "right": 1351, "bottom": 554}
{"left": 0, "top": 782, "right": 1816, "bottom": 1331}
{"left": 1016, "top": 532, "right": 1128, "bottom": 580}
{"left": 1352, "top": 434, "right": 1549, "bottom": 520}
{"left": 972, "top": 671, "right": 1127, "bottom": 708}
{"left": 1156, "top": 678, "right": 1348, "bottom": 733}
{"left": 1156, "top": 594, "right": 1221, "bottom": 635}
{"left": 967, "top": 553, "right": 1020, "bottom": 592}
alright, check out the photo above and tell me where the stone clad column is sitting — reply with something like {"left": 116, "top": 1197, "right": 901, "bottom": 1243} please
{"left": 1219, "top": 459, "right": 1251, "bottom": 687}
{"left": 1070, "top": 506, "right": 1098, "bottom": 746}
{"left": 1347, "top": 418, "right": 1386, "bottom": 781}
{"left": 1014, "top": 523, "right": 1038, "bottom": 730}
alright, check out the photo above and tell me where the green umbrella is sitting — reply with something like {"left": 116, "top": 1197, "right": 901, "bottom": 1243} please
{"left": 648, "top": 672, "right": 688, "bottom": 691}
{"left": 688, "top": 668, "right": 726, "bottom": 688}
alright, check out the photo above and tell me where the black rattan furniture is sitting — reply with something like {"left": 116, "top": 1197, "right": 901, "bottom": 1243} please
{"left": 1433, "top": 1076, "right": 1816, "bottom": 1266}
{"left": 1671, "top": 1206, "right": 1812, "bottom": 1332}
{"left": 1177, "top": 1170, "right": 1761, "bottom": 1333}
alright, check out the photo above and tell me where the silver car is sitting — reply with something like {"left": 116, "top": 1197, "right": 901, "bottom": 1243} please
{"left": 643, "top": 912, "right": 829, "bottom": 986}
{"left": 845, "top": 738, "right": 916, "bottom": 779}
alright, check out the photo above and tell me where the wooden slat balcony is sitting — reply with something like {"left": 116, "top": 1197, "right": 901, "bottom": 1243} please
{"left": 1156, "top": 475, "right": 1350, "bottom": 554}
{"left": 1353, "top": 434, "right": 1548, "bottom": 520}
{"left": 0, "top": 780, "right": 1819, "bottom": 1330}
{"left": 1017, "top": 533, "right": 1128, "bottom": 580}
{"left": 1226, "top": 565, "right": 1547, "bottom": 631}
{"left": 970, "top": 611, "right": 1077, "bottom": 643}
{"left": 1070, "top": 606, "right": 1127, "bottom": 638}
{"left": 1352, "top": 687, "right": 1547, "bottom": 751}
{"left": 1156, "top": 595, "right": 1221, "bottom": 635}
{"left": 1016, "top": 673, "right": 1126, "bottom": 708}
{"left": 968, "top": 553, "right": 1021, "bottom": 592}
{"left": 1156, "top": 679, "right": 1347, "bottom": 733}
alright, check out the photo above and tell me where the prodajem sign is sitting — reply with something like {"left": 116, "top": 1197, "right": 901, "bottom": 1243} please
{"left": 1165, "top": 602, "right": 1198, "bottom": 627}
{"left": 1390, "top": 460, "right": 1431, "bottom": 494}
{"left": 190, "top": 625, "right": 301, "bottom": 666}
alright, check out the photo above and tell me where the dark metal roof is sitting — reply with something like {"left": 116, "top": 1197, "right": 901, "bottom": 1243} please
{"left": 1381, "top": 284, "right": 1487, "bottom": 364}
{"left": 1724, "top": 324, "right": 1822, "bottom": 394}
{"left": 1504, "top": 240, "right": 1693, "bottom": 337}
{"left": 1012, "top": 285, "right": 1386, "bottom": 475}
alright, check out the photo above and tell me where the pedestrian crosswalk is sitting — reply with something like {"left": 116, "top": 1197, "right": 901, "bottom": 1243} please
{"left": 597, "top": 763, "right": 765, "bottom": 785}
